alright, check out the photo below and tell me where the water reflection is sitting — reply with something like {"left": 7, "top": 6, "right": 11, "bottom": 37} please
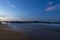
{"left": 8, "top": 23, "right": 60, "bottom": 40}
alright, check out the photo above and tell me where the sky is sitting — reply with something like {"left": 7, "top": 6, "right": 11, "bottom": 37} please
{"left": 0, "top": 0, "right": 60, "bottom": 21}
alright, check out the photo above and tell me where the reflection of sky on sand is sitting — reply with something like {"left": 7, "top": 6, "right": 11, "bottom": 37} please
{"left": 8, "top": 23, "right": 60, "bottom": 32}
{"left": 7, "top": 23, "right": 60, "bottom": 40}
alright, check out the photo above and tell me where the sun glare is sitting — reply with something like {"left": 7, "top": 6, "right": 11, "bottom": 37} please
{"left": 0, "top": 17, "right": 8, "bottom": 21}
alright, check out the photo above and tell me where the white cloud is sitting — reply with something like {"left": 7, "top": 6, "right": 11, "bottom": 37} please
{"left": 45, "top": 5, "right": 57, "bottom": 11}
{"left": 48, "top": 2, "right": 53, "bottom": 6}
{"left": 45, "top": 2, "right": 60, "bottom": 11}
{"left": 5, "top": 0, "right": 16, "bottom": 8}
{"left": 9, "top": 4, "right": 16, "bottom": 8}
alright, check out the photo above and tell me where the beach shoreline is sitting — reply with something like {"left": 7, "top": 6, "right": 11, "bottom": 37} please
{"left": 0, "top": 24, "right": 28, "bottom": 40}
{"left": 0, "top": 24, "right": 60, "bottom": 40}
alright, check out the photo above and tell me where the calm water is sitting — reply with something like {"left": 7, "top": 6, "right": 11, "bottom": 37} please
{"left": 8, "top": 23, "right": 60, "bottom": 40}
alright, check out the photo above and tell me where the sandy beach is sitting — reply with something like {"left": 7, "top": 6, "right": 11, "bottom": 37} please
{"left": 0, "top": 24, "right": 47, "bottom": 40}
{"left": 0, "top": 24, "right": 28, "bottom": 40}
{"left": 0, "top": 24, "right": 60, "bottom": 40}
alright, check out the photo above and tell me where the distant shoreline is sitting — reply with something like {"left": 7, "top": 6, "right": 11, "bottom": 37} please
{"left": 0, "top": 21, "right": 60, "bottom": 24}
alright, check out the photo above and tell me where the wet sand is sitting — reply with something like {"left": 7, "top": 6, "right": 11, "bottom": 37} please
{"left": 0, "top": 24, "right": 46, "bottom": 40}
{"left": 0, "top": 24, "right": 28, "bottom": 40}
{"left": 0, "top": 24, "right": 60, "bottom": 40}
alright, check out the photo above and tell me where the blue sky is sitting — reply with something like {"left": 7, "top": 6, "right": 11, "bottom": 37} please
{"left": 0, "top": 0, "right": 60, "bottom": 21}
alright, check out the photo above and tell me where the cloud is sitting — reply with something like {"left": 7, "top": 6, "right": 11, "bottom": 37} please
{"left": 48, "top": 2, "right": 53, "bottom": 6}
{"left": 9, "top": 4, "right": 16, "bottom": 8}
{"left": 45, "top": 5, "right": 57, "bottom": 11}
{"left": 45, "top": 3, "right": 60, "bottom": 11}
{"left": 5, "top": 0, "right": 16, "bottom": 8}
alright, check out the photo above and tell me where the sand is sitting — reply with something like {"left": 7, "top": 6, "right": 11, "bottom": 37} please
{"left": 0, "top": 24, "right": 59, "bottom": 40}
{"left": 0, "top": 24, "right": 28, "bottom": 40}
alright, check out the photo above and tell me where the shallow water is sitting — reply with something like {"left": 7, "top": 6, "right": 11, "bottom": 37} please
{"left": 7, "top": 23, "right": 60, "bottom": 40}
